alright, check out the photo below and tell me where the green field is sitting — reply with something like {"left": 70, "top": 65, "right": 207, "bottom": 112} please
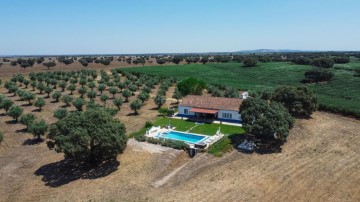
{"left": 123, "top": 58, "right": 360, "bottom": 116}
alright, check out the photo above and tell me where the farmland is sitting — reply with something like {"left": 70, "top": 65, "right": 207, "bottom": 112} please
{"left": 123, "top": 58, "right": 360, "bottom": 117}
{"left": 0, "top": 59, "right": 359, "bottom": 201}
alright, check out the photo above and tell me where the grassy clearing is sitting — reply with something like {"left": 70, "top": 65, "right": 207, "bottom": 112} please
{"left": 153, "top": 117, "right": 196, "bottom": 131}
{"left": 189, "top": 123, "right": 245, "bottom": 136}
{"left": 207, "top": 136, "right": 233, "bottom": 157}
{"left": 123, "top": 59, "right": 360, "bottom": 116}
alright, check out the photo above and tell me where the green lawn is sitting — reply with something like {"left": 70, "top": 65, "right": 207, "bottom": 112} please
{"left": 153, "top": 117, "right": 195, "bottom": 131}
{"left": 123, "top": 59, "right": 360, "bottom": 116}
{"left": 189, "top": 123, "right": 245, "bottom": 136}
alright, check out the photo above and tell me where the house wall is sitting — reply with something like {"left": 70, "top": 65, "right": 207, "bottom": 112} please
{"left": 178, "top": 106, "right": 195, "bottom": 116}
{"left": 178, "top": 106, "right": 241, "bottom": 122}
{"left": 218, "top": 109, "right": 241, "bottom": 121}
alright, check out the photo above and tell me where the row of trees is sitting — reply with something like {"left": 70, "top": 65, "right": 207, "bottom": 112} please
{"left": 0, "top": 94, "right": 48, "bottom": 140}
{"left": 3, "top": 52, "right": 357, "bottom": 70}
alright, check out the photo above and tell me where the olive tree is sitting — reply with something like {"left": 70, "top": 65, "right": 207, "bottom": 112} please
{"left": 109, "top": 87, "right": 118, "bottom": 98}
{"left": 59, "top": 81, "right": 67, "bottom": 92}
{"left": 78, "top": 86, "right": 88, "bottom": 98}
{"left": 172, "top": 87, "right": 182, "bottom": 103}
{"left": 73, "top": 98, "right": 85, "bottom": 111}
{"left": 100, "top": 94, "right": 109, "bottom": 106}
{"left": 37, "top": 82, "right": 45, "bottom": 94}
{"left": 87, "top": 90, "right": 97, "bottom": 100}
{"left": 67, "top": 84, "right": 76, "bottom": 95}
{"left": 29, "top": 119, "right": 48, "bottom": 140}
{"left": 20, "top": 113, "right": 36, "bottom": 130}
{"left": 154, "top": 94, "right": 166, "bottom": 109}
{"left": 7, "top": 105, "right": 23, "bottom": 122}
{"left": 122, "top": 89, "right": 131, "bottom": 102}
{"left": 112, "top": 97, "right": 123, "bottom": 110}
{"left": 34, "top": 97, "right": 46, "bottom": 111}
{"left": 130, "top": 99, "right": 142, "bottom": 115}
{"left": 97, "top": 84, "right": 106, "bottom": 95}
{"left": 1, "top": 99, "right": 14, "bottom": 112}
{"left": 52, "top": 91, "right": 62, "bottom": 102}
{"left": 61, "top": 95, "right": 73, "bottom": 107}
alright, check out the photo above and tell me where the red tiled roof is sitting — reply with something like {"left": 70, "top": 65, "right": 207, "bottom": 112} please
{"left": 190, "top": 108, "right": 218, "bottom": 114}
{"left": 179, "top": 95, "right": 242, "bottom": 111}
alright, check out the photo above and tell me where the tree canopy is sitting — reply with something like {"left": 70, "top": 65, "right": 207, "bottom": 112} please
{"left": 272, "top": 86, "right": 318, "bottom": 118}
{"left": 177, "top": 77, "right": 206, "bottom": 96}
{"left": 304, "top": 68, "right": 334, "bottom": 83}
{"left": 243, "top": 57, "right": 257, "bottom": 67}
{"left": 240, "top": 98, "right": 294, "bottom": 143}
{"left": 47, "top": 108, "right": 128, "bottom": 162}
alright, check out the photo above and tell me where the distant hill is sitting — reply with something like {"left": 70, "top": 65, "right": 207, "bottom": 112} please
{"left": 236, "top": 49, "right": 311, "bottom": 53}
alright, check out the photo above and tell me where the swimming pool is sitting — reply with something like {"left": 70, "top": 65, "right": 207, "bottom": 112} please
{"left": 158, "top": 131, "right": 208, "bottom": 144}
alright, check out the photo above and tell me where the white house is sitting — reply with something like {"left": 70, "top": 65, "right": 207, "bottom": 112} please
{"left": 178, "top": 95, "right": 243, "bottom": 123}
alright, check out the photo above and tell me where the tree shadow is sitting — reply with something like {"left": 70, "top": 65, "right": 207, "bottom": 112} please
{"left": 126, "top": 112, "right": 139, "bottom": 116}
{"left": 23, "top": 138, "right": 44, "bottom": 145}
{"left": 34, "top": 158, "right": 120, "bottom": 187}
{"left": 229, "top": 134, "right": 283, "bottom": 154}
{"left": 32, "top": 108, "right": 41, "bottom": 112}
{"left": 21, "top": 103, "right": 32, "bottom": 107}
{"left": 0, "top": 112, "right": 6, "bottom": 116}
{"left": 5, "top": 120, "right": 17, "bottom": 124}
{"left": 16, "top": 128, "right": 28, "bottom": 133}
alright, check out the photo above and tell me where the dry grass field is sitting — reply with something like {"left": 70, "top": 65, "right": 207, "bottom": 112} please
{"left": 0, "top": 64, "right": 359, "bottom": 202}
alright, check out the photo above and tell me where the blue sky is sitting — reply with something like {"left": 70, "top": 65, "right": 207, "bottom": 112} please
{"left": 0, "top": 0, "right": 359, "bottom": 55}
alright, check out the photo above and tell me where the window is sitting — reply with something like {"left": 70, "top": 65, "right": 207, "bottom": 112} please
{"left": 222, "top": 113, "right": 232, "bottom": 119}
{"left": 184, "top": 109, "right": 189, "bottom": 114}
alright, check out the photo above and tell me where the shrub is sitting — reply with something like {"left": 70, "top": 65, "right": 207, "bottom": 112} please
{"left": 134, "top": 134, "right": 147, "bottom": 142}
{"left": 146, "top": 137, "right": 163, "bottom": 145}
{"left": 161, "top": 139, "right": 189, "bottom": 151}
{"left": 243, "top": 57, "right": 257, "bottom": 67}
{"left": 158, "top": 107, "right": 168, "bottom": 116}
{"left": 311, "top": 57, "right": 334, "bottom": 68}
{"left": 304, "top": 68, "right": 334, "bottom": 83}
{"left": 333, "top": 56, "right": 350, "bottom": 64}
{"left": 144, "top": 121, "right": 153, "bottom": 128}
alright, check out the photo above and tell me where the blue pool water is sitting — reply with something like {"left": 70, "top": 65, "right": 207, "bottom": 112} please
{"left": 160, "top": 131, "right": 208, "bottom": 144}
